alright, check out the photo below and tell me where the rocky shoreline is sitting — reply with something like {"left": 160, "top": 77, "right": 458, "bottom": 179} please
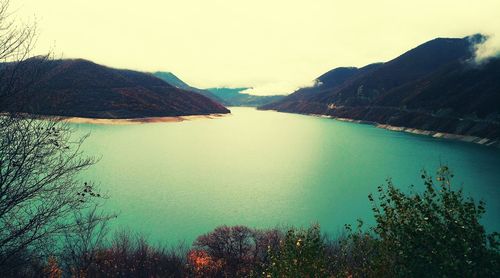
{"left": 311, "top": 114, "right": 500, "bottom": 148}
{"left": 376, "top": 124, "right": 500, "bottom": 148}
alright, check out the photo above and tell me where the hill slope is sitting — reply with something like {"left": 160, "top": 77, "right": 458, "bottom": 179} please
{"left": 261, "top": 35, "right": 500, "bottom": 141}
{"left": 260, "top": 64, "right": 381, "bottom": 111}
{"left": 6, "top": 59, "right": 230, "bottom": 118}
{"left": 153, "top": 71, "right": 228, "bottom": 105}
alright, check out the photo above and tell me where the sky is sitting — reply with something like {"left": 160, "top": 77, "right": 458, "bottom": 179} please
{"left": 10, "top": 0, "right": 500, "bottom": 95}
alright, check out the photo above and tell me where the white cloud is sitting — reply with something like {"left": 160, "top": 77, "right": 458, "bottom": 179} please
{"left": 473, "top": 34, "right": 500, "bottom": 64}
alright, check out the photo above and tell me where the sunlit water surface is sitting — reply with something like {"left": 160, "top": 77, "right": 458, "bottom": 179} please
{"left": 74, "top": 107, "right": 500, "bottom": 244}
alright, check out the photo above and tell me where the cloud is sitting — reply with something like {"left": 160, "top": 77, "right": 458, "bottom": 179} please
{"left": 472, "top": 34, "right": 500, "bottom": 64}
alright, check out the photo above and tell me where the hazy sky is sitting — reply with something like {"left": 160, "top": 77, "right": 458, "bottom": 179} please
{"left": 11, "top": 0, "right": 500, "bottom": 95}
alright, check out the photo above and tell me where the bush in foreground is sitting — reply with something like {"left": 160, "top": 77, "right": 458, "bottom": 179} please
{"left": 263, "top": 224, "right": 328, "bottom": 277}
{"left": 329, "top": 166, "right": 499, "bottom": 277}
{"left": 367, "top": 166, "right": 499, "bottom": 277}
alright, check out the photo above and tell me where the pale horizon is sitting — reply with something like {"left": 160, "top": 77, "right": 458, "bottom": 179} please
{"left": 12, "top": 0, "right": 500, "bottom": 95}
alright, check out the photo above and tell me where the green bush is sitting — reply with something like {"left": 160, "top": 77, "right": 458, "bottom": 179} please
{"left": 368, "top": 165, "right": 499, "bottom": 277}
{"left": 327, "top": 221, "right": 379, "bottom": 277}
{"left": 263, "top": 224, "right": 329, "bottom": 277}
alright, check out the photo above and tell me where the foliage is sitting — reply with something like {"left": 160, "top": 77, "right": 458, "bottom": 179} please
{"left": 43, "top": 256, "right": 62, "bottom": 278}
{"left": 368, "top": 165, "right": 500, "bottom": 277}
{"left": 61, "top": 206, "right": 115, "bottom": 276}
{"left": 326, "top": 221, "right": 379, "bottom": 277}
{"left": 263, "top": 224, "right": 329, "bottom": 277}
{"left": 187, "top": 249, "right": 223, "bottom": 277}
{"left": 71, "top": 231, "right": 186, "bottom": 278}
{"left": 192, "top": 225, "right": 282, "bottom": 277}
{"left": 193, "top": 225, "right": 255, "bottom": 276}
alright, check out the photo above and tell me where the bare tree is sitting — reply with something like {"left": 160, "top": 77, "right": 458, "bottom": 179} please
{"left": 0, "top": 0, "right": 37, "bottom": 110}
{"left": 61, "top": 206, "right": 112, "bottom": 276}
{"left": 0, "top": 0, "right": 106, "bottom": 272}
{"left": 0, "top": 116, "right": 104, "bottom": 268}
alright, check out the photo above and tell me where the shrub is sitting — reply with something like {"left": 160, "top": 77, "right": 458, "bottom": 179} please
{"left": 192, "top": 225, "right": 283, "bottom": 277}
{"left": 66, "top": 231, "right": 187, "bottom": 278}
{"left": 187, "top": 249, "right": 223, "bottom": 277}
{"left": 193, "top": 225, "right": 256, "bottom": 276}
{"left": 368, "top": 165, "right": 500, "bottom": 277}
{"left": 326, "top": 221, "right": 379, "bottom": 277}
{"left": 263, "top": 224, "right": 328, "bottom": 277}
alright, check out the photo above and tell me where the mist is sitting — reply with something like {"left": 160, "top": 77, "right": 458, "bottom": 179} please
{"left": 473, "top": 34, "right": 500, "bottom": 64}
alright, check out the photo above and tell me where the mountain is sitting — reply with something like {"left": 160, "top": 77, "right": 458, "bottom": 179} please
{"left": 207, "top": 87, "right": 285, "bottom": 107}
{"left": 5, "top": 59, "right": 230, "bottom": 118}
{"left": 260, "top": 35, "right": 500, "bottom": 141}
{"left": 261, "top": 64, "right": 382, "bottom": 111}
{"left": 153, "top": 71, "right": 228, "bottom": 105}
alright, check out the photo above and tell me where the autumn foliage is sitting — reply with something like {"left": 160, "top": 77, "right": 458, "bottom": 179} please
{"left": 187, "top": 249, "right": 223, "bottom": 276}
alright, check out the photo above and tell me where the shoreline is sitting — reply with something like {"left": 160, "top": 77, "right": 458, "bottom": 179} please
{"left": 64, "top": 113, "right": 227, "bottom": 125}
{"left": 309, "top": 113, "right": 500, "bottom": 148}
{"left": 376, "top": 124, "right": 499, "bottom": 148}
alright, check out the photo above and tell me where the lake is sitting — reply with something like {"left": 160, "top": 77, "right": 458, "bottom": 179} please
{"left": 74, "top": 107, "right": 500, "bottom": 244}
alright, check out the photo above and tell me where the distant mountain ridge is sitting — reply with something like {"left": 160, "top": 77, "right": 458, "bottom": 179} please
{"left": 206, "top": 87, "right": 285, "bottom": 107}
{"left": 5, "top": 59, "right": 230, "bottom": 118}
{"left": 260, "top": 35, "right": 500, "bottom": 143}
{"left": 153, "top": 72, "right": 284, "bottom": 107}
{"left": 153, "top": 72, "right": 229, "bottom": 105}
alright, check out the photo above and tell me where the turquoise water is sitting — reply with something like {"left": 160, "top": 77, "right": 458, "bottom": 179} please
{"left": 74, "top": 107, "right": 500, "bottom": 244}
